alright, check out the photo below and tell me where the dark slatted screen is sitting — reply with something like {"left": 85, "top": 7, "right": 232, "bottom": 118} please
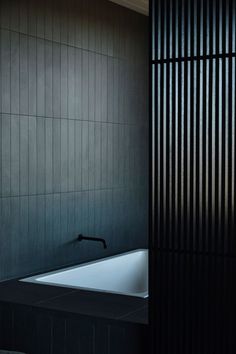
{"left": 150, "top": 0, "right": 236, "bottom": 353}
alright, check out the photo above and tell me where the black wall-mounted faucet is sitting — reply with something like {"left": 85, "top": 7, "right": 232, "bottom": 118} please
{"left": 77, "top": 234, "right": 107, "bottom": 249}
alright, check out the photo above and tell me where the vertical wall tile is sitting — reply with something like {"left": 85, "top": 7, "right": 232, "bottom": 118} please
{"left": 45, "top": 0, "right": 53, "bottom": 41}
{"left": 28, "top": 37, "right": 37, "bottom": 116}
{"left": 60, "top": 0, "right": 68, "bottom": 45}
{"left": 10, "top": 116, "right": 20, "bottom": 196}
{"left": 52, "top": 0, "right": 61, "bottom": 42}
{"left": 10, "top": 197, "right": 20, "bottom": 274}
{"left": 68, "top": 119, "right": 75, "bottom": 191}
{"left": 118, "top": 124, "right": 125, "bottom": 187}
{"left": 75, "top": 48, "right": 82, "bottom": 120}
{"left": 45, "top": 40, "right": 53, "bottom": 117}
{"left": 19, "top": 196, "right": 29, "bottom": 272}
{"left": 60, "top": 194, "right": 69, "bottom": 265}
{"left": 123, "top": 125, "right": 130, "bottom": 187}
{"left": 20, "top": 34, "right": 29, "bottom": 115}
{"left": 88, "top": 2, "right": 96, "bottom": 52}
{"left": 94, "top": 190, "right": 102, "bottom": 236}
{"left": 0, "top": 116, "right": 2, "bottom": 197}
{"left": 37, "top": 38, "right": 45, "bottom": 117}
{"left": 45, "top": 194, "right": 53, "bottom": 266}
{"left": 113, "top": 124, "right": 119, "bottom": 189}
{"left": 95, "top": 54, "right": 102, "bottom": 122}
{"left": 107, "top": 4, "right": 115, "bottom": 57}
{"left": 60, "top": 44, "right": 68, "bottom": 119}
{"left": 75, "top": 120, "right": 82, "bottom": 191}
{"left": 107, "top": 58, "right": 114, "bottom": 123}
{"left": 68, "top": 46, "right": 75, "bottom": 119}
{"left": 74, "top": 1, "right": 82, "bottom": 47}
{"left": 81, "top": 0, "right": 89, "bottom": 50}
{"left": 53, "top": 42, "right": 61, "bottom": 118}
{"left": 1, "top": 115, "right": 11, "bottom": 196}
{"left": 0, "top": 1, "right": 10, "bottom": 29}
{"left": 28, "top": 0, "right": 37, "bottom": 36}
{"left": 88, "top": 52, "right": 95, "bottom": 121}
{"left": 37, "top": 194, "right": 46, "bottom": 266}
{"left": 45, "top": 118, "right": 53, "bottom": 193}
{"left": 10, "top": 31, "right": 20, "bottom": 115}
{"left": 19, "top": 0, "right": 29, "bottom": 34}
{"left": 53, "top": 118, "right": 61, "bottom": 193}
{"left": 101, "top": 123, "right": 108, "bottom": 189}
{"left": 10, "top": 0, "right": 20, "bottom": 32}
{"left": 68, "top": 0, "right": 76, "bottom": 47}
{"left": 88, "top": 122, "right": 95, "bottom": 189}
{"left": 28, "top": 195, "right": 37, "bottom": 264}
{"left": 107, "top": 123, "right": 114, "bottom": 189}
{"left": 113, "top": 58, "right": 119, "bottom": 123}
{"left": 82, "top": 51, "right": 89, "bottom": 121}
{"left": 28, "top": 117, "right": 37, "bottom": 195}
{"left": 52, "top": 193, "right": 61, "bottom": 258}
{"left": 101, "top": 56, "right": 108, "bottom": 122}
{"left": 0, "top": 198, "right": 11, "bottom": 277}
{"left": 37, "top": 117, "right": 45, "bottom": 194}
{"left": 101, "top": 1, "right": 108, "bottom": 56}
{"left": 61, "top": 119, "right": 68, "bottom": 192}
{"left": 81, "top": 121, "right": 89, "bottom": 190}
{"left": 36, "top": 0, "right": 45, "bottom": 39}
{"left": 67, "top": 192, "right": 75, "bottom": 239}
{"left": 20, "top": 116, "right": 29, "bottom": 196}
{"left": 94, "top": 123, "right": 102, "bottom": 189}
{"left": 88, "top": 190, "right": 95, "bottom": 237}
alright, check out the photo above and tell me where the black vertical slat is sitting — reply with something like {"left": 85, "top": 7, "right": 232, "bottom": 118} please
{"left": 171, "top": 61, "right": 176, "bottom": 250}
{"left": 151, "top": 0, "right": 236, "bottom": 353}
{"left": 202, "top": 57, "right": 207, "bottom": 252}
{"left": 214, "top": 55, "right": 219, "bottom": 254}
{"left": 183, "top": 1, "right": 188, "bottom": 250}
{"left": 165, "top": 62, "right": 170, "bottom": 249}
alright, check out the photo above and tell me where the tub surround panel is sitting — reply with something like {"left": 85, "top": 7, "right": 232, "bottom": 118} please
{"left": 0, "top": 302, "right": 148, "bottom": 354}
{"left": 0, "top": 0, "right": 149, "bottom": 281}
{"left": 0, "top": 280, "right": 147, "bottom": 323}
{"left": 0, "top": 279, "right": 148, "bottom": 354}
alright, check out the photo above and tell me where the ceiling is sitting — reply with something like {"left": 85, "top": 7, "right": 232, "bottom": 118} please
{"left": 109, "top": 0, "right": 149, "bottom": 16}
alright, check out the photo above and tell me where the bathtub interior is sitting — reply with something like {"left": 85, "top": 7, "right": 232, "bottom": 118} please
{"left": 21, "top": 249, "right": 149, "bottom": 298}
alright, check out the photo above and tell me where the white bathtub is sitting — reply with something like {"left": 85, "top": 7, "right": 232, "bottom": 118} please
{"left": 21, "top": 249, "right": 148, "bottom": 298}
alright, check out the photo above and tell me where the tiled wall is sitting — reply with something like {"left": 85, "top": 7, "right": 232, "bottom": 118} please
{"left": 0, "top": 0, "right": 149, "bottom": 280}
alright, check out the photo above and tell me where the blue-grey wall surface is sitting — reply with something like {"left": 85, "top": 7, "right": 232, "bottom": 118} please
{"left": 0, "top": 0, "right": 149, "bottom": 281}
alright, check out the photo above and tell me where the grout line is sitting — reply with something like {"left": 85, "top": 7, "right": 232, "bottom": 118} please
{"left": 117, "top": 304, "right": 148, "bottom": 320}
{"left": 0, "top": 185, "right": 147, "bottom": 199}
{"left": 0, "top": 111, "right": 148, "bottom": 127}
{"left": 0, "top": 26, "right": 125, "bottom": 60}
{"left": 34, "top": 289, "right": 78, "bottom": 306}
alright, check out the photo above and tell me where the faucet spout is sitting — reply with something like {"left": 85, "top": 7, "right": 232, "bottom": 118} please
{"left": 77, "top": 234, "right": 107, "bottom": 249}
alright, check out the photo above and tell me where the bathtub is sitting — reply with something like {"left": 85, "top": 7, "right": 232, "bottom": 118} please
{"left": 21, "top": 249, "right": 148, "bottom": 298}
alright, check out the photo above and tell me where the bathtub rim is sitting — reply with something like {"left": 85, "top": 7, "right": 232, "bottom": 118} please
{"left": 20, "top": 248, "right": 149, "bottom": 298}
